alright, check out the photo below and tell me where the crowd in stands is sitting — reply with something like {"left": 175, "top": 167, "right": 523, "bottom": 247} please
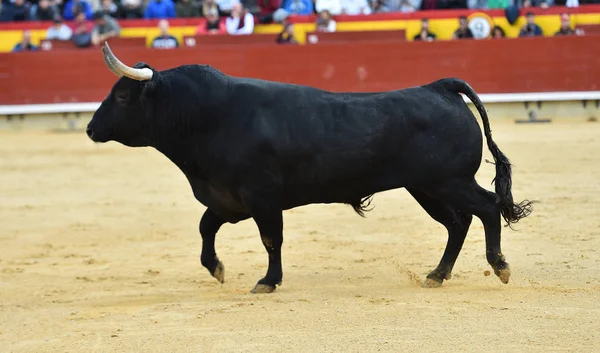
{"left": 1, "top": 0, "right": 595, "bottom": 51}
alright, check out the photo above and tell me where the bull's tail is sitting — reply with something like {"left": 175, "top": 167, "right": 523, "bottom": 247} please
{"left": 438, "top": 78, "right": 534, "bottom": 228}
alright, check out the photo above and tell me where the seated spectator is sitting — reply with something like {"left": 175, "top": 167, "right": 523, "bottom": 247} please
{"left": 316, "top": 10, "right": 336, "bottom": 32}
{"left": 176, "top": 0, "right": 200, "bottom": 17}
{"left": 119, "top": 0, "right": 144, "bottom": 19}
{"left": 521, "top": 0, "right": 549, "bottom": 9}
{"left": 197, "top": 7, "right": 226, "bottom": 34}
{"left": 63, "top": 0, "right": 93, "bottom": 20}
{"left": 215, "top": 0, "right": 240, "bottom": 16}
{"left": 519, "top": 12, "right": 543, "bottom": 37}
{"left": 144, "top": 0, "right": 176, "bottom": 19}
{"left": 225, "top": 3, "right": 254, "bottom": 35}
{"left": 257, "top": 0, "right": 282, "bottom": 23}
{"left": 99, "top": 0, "right": 119, "bottom": 18}
{"left": 12, "top": 30, "right": 38, "bottom": 52}
{"left": 555, "top": 13, "right": 583, "bottom": 36}
{"left": 340, "top": 0, "right": 371, "bottom": 15}
{"left": 491, "top": 25, "right": 505, "bottom": 38}
{"left": 151, "top": 19, "right": 179, "bottom": 49}
{"left": 281, "top": 0, "right": 314, "bottom": 16}
{"left": 452, "top": 16, "right": 473, "bottom": 39}
{"left": 0, "top": 0, "right": 31, "bottom": 22}
{"left": 487, "top": 0, "right": 509, "bottom": 9}
{"left": 413, "top": 18, "right": 436, "bottom": 41}
{"left": 276, "top": 23, "right": 298, "bottom": 44}
{"left": 315, "top": 0, "right": 341, "bottom": 15}
{"left": 30, "top": 0, "right": 57, "bottom": 21}
{"left": 201, "top": 0, "right": 223, "bottom": 17}
{"left": 70, "top": 11, "right": 93, "bottom": 47}
{"left": 46, "top": 16, "right": 73, "bottom": 40}
{"left": 399, "top": 0, "right": 416, "bottom": 12}
{"left": 91, "top": 11, "right": 120, "bottom": 46}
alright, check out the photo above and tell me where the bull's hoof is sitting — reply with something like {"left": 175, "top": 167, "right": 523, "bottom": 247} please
{"left": 494, "top": 263, "right": 511, "bottom": 284}
{"left": 211, "top": 261, "right": 225, "bottom": 283}
{"left": 422, "top": 278, "right": 443, "bottom": 288}
{"left": 250, "top": 283, "right": 277, "bottom": 294}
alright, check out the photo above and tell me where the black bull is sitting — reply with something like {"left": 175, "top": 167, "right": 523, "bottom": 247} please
{"left": 86, "top": 43, "right": 533, "bottom": 293}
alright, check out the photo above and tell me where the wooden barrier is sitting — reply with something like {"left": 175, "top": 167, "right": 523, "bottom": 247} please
{"left": 581, "top": 24, "right": 600, "bottom": 35}
{"left": 39, "top": 37, "right": 147, "bottom": 51}
{"left": 305, "top": 30, "right": 406, "bottom": 44}
{"left": 1, "top": 35, "right": 599, "bottom": 105}
{"left": 182, "top": 34, "right": 279, "bottom": 47}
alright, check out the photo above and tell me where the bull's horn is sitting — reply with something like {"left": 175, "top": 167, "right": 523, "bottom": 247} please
{"left": 101, "top": 41, "right": 153, "bottom": 81}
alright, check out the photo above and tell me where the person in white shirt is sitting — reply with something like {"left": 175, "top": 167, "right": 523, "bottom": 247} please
{"left": 316, "top": 10, "right": 336, "bottom": 32}
{"left": 315, "top": 0, "right": 341, "bottom": 15}
{"left": 340, "top": 0, "right": 371, "bottom": 15}
{"left": 46, "top": 17, "right": 73, "bottom": 40}
{"left": 225, "top": 2, "right": 254, "bottom": 35}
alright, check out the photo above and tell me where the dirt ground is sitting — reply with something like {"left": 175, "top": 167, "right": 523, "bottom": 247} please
{"left": 1, "top": 120, "right": 599, "bottom": 352}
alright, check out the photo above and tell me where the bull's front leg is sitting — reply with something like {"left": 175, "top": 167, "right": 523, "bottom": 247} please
{"left": 199, "top": 208, "right": 226, "bottom": 283}
{"left": 241, "top": 189, "right": 284, "bottom": 294}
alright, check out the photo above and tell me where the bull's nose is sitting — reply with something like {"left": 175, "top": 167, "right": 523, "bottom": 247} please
{"left": 86, "top": 126, "right": 94, "bottom": 139}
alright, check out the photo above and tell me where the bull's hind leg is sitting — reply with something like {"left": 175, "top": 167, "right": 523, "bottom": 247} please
{"left": 199, "top": 209, "right": 226, "bottom": 283}
{"left": 424, "top": 178, "right": 511, "bottom": 285}
{"left": 407, "top": 188, "right": 473, "bottom": 288}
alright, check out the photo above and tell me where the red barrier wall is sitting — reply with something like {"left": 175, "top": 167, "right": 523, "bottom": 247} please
{"left": 1, "top": 35, "right": 599, "bottom": 105}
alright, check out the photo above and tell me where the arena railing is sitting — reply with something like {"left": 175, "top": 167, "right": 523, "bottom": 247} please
{"left": 2, "top": 92, "right": 600, "bottom": 116}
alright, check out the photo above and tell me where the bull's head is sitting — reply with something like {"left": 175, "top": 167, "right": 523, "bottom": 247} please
{"left": 86, "top": 42, "right": 155, "bottom": 147}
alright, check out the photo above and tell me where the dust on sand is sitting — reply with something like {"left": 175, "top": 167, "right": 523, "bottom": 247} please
{"left": 1, "top": 121, "right": 599, "bottom": 352}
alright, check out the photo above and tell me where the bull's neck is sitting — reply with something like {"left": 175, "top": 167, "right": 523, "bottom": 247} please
{"left": 151, "top": 128, "right": 211, "bottom": 179}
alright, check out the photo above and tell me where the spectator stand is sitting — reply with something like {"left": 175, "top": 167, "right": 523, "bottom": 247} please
{"left": 1, "top": 5, "right": 600, "bottom": 51}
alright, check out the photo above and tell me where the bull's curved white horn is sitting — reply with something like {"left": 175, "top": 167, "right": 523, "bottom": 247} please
{"left": 101, "top": 41, "right": 153, "bottom": 81}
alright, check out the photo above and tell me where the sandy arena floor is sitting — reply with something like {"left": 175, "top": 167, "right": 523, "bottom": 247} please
{"left": 0, "top": 121, "right": 599, "bottom": 352}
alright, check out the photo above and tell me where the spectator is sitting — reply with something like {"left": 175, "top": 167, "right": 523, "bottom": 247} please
{"left": 491, "top": 25, "right": 505, "bottom": 38}
{"left": 452, "top": 16, "right": 473, "bottom": 39}
{"left": 215, "top": 0, "right": 239, "bottom": 16}
{"left": 521, "top": 0, "right": 549, "bottom": 8}
{"left": 176, "top": 0, "right": 200, "bottom": 17}
{"left": 316, "top": 10, "right": 336, "bottom": 32}
{"left": 119, "top": 0, "right": 143, "bottom": 18}
{"left": 281, "top": 0, "right": 314, "bottom": 15}
{"left": 144, "top": 0, "right": 176, "bottom": 19}
{"left": 257, "top": 0, "right": 282, "bottom": 23}
{"left": 519, "top": 12, "right": 543, "bottom": 37}
{"left": 340, "top": 0, "right": 372, "bottom": 15}
{"left": 315, "top": 0, "right": 341, "bottom": 15}
{"left": 225, "top": 2, "right": 254, "bottom": 35}
{"left": 399, "top": 0, "right": 416, "bottom": 12}
{"left": 70, "top": 11, "right": 93, "bottom": 47}
{"left": 63, "top": 0, "right": 93, "bottom": 20}
{"left": 46, "top": 16, "right": 73, "bottom": 40}
{"left": 12, "top": 30, "right": 38, "bottom": 52}
{"left": 99, "top": 0, "right": 118, "bottom": 18}
{"left": 201, "top": 0, "right": 222, "bottom": 17}
{"left": 197, "top": 7, "right": 226, "bottom": 34}
{"left": 1, "top": 0, "right": 31, "bottom": 21}
{"left": 276, "top": 22, "right": 298, "bottom": 44}
{"left": 413, "top": 18, "right": 436, "bottom": 41}
{"left": 91, "top": 11, "right": 120, "bottom": 45}
{"left": 487, "top": 0, "right": 509, "bottom": 8}
{"left": 555, "top": 13, "right": 583, "bottom": 36}
{"left": 151, "top": 19, "right": 179, "bottom": 48}
{"left": 30, "top": 0, "right": 58, "bottom": 21}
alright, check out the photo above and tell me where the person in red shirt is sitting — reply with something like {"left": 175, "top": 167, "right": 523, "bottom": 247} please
{"left": 196, "top": 8, "right": 226, "bottom": 35}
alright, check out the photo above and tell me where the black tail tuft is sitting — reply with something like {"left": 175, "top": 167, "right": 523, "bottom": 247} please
{"left": 488, "top": 139, "right": 535, "bottom": 229}
{"left": 439, "top": 77, "right": 535, "bottom": 228}
{"left": 350, "top": 194, "right": 375, "bottom": 217}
